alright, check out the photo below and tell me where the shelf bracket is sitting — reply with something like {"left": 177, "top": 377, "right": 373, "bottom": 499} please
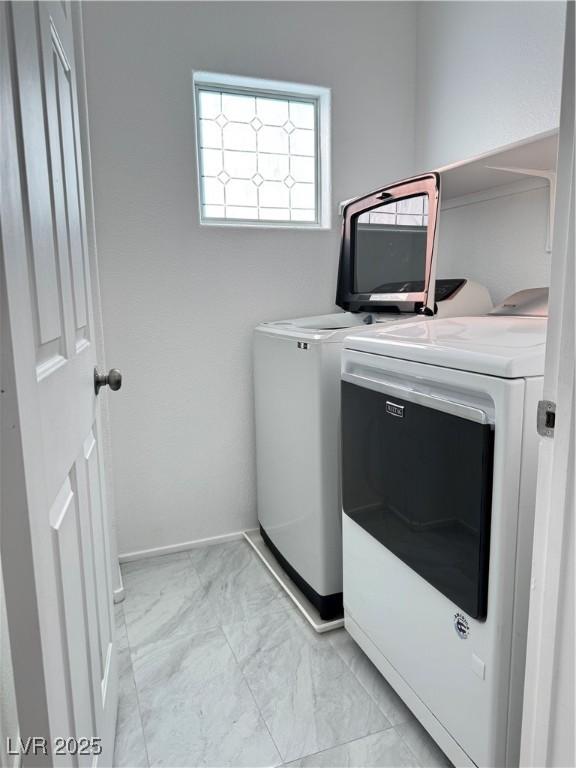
{"left": 484, "top": 166, "right": 557, "bottom": 253}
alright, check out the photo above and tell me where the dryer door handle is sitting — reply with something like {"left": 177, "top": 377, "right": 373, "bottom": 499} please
{"left": 341, "top": 370, "right": 490, "bottom": 424}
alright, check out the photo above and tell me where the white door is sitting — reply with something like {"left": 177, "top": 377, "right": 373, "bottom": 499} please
{"left": 1, "top": 2, "right": 118, "bottom": 765}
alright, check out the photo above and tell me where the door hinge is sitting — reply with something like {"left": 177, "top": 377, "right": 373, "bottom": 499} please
{"left": 537, "top": 399, "right": 556, "bottom": 437}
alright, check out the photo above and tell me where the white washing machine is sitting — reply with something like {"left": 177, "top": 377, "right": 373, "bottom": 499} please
{"left": 253, "top": 173, "right": 492, "bottom": 624}
{"left": 340, "top": 288, "right": 548, "bottom": 766}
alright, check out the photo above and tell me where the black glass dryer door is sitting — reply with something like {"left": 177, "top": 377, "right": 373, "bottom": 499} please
{"left": 341, "top": 376, "right": 493, "bottom": 619}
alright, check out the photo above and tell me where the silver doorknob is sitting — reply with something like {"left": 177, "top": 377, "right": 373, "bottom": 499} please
{"left": 94, "top": 367, "right": 123, "bottom": 395}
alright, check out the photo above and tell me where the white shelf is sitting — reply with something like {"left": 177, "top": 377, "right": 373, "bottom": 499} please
{"left": 438, "top": 130, "right": 558, "bottom": 251}
{"left": 339, "top": 130, "right": 559, "bottom": 250}
{"left": 439, "top": 130, "right": 558, "bottom": 201}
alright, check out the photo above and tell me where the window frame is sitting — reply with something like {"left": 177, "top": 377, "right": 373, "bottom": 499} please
{"left": 192, "top": 71, "right": 331, "bottom": 229}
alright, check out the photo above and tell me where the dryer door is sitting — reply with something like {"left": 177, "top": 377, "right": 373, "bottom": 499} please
{"left": 341, "top": 372, "right": 494, "bottom": 619}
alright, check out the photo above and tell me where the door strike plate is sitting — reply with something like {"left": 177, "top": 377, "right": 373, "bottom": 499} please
{"left": 537, "top": 399, "right": 556, "bottom": 437}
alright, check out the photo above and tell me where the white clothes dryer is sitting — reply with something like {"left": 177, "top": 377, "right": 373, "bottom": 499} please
{"left": 341, "top": 288, "right": 548, "bottom": 766}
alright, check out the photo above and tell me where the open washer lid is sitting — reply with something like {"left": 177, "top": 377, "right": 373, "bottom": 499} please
{"left": 336, "top": 173, "right": 440, "bottom": 315}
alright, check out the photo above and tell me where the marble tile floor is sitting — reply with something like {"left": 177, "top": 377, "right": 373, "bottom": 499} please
{"left": 114, "top": 539, "right": 452, "bottom": 768}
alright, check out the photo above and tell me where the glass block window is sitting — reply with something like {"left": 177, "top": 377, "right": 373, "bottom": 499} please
{"left": 193, "top": 73, "right": 330, "bottom": 227}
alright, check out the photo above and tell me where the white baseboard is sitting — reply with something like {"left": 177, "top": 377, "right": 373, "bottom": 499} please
{"left": 113, "top": 584, "right": 125, "bottom": 603}
{"left": 118, "top": 530, "right": 247, "bottom": 563}
{"left": 113, "top": 561, "right": 125, "bottom": 603}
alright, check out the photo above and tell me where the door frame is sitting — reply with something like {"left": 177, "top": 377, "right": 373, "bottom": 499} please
{"left": 0, "top": 1, "right": 119, "bottom": 759}
{"left": 520, "top": 3, "right": 575, "bottom": 765}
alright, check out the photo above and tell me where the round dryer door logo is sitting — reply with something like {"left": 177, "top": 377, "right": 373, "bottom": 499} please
{"left": 454, "top": 613, "right": 470, "bottom": 639}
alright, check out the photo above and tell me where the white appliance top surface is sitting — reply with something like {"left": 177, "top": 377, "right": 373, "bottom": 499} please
{"left": 344, "top": 315, "right": 548, "bottom": 378}
{"left": 255, "top": 311, "right": 408, "bottom": 342}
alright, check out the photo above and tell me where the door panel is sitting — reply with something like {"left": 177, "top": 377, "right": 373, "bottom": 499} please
{"left": 74, "top": 442, "right": 104, "bottom": 728}
{"left": 84, "top": 430, "right": 114, "bottom": 696}
{"left": 13, "top": 6, "right": 66, "bottom": 363}
{"left": 53, "top": 35, "right": 89, "bottom": 344}
{"left": 50, "top": 476, "right": 94, "bottom": 764}
{"left": 14, "top": 14, "right": 62, "bottom": 352}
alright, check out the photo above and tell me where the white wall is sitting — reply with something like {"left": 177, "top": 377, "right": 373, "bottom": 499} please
{"left": 437, "top": 183, "right": 551, "bottom": 304}
{"left": 415, "top": 1, "right": 566, "bottom": 169}
{"left": 82, "top": 1, "right": 418, "bottom": 554}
